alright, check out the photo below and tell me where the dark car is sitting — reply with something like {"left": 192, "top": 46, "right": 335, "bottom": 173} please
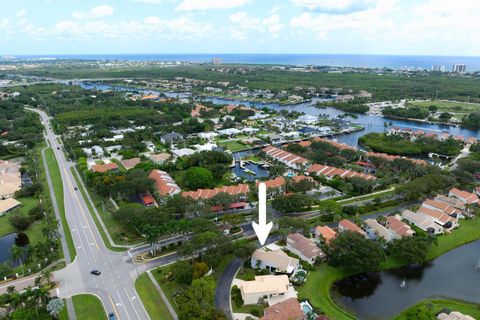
{"left": 108, "top": 313, "right": 117, "bottom": 320}
{"left": 90, "top": 270, "right": 101, "bottom": 276}
{"left": 74, "top": 186, "right": 78, "bottom": 191}
{"left": 56, "top": 147, "right": 60, "bottom": 150}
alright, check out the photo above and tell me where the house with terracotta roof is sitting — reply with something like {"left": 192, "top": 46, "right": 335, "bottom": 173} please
{"left": 417, "top": 206, "right": 458, "bottom": 229}
{"left": 262, "top": 298, "right": 304, "bottom": 320}
{"left": 307, "top": 164, "right": 375, "bottom": 181}
{"left": 182, "top": 184, "right": 249, "bottom": 201}
{"left": 257, "top": 177, "right": 286, "bottom": 197}
{"left": 315, "top": 226, "right": 337, "bottom": 244}
{"left": 400, "top": 210, "right": 443, "bottom": 234}
{"left": 338, "top": 219, "right": 367, "bottom": 237}
{"left": 434, "top": 195, "right": 466, "bottom": 211}
{"left": 140, "top": 193, "right": 157, "bottom": 207}
{"left": 386, "top": 216, "right": 415, "bottom": 238}
{"left": 120, "top": 158, "right": 141, "bottom": 170}
{"left": 91, "top": 163, "right": 119, "bottom": 173}
{"left": 291, "top": 175, "right": 314, "bottom": 184}
{"left": 422, "top": 199, "right": 462, "bottom": 218}
{"left": 448, "top": 188, "right": 479, "bottom": 204}
{"left": 251, "top": 249, "right": 299, "bottom": 275}
{"left": 149, "top": 170, "right": 181, "bottom": 197}
{"left": 364, "top": 219, "right": 399, "bottom": 242}
{"left": 191, "top": 104, "right": 213, "bottom": 117}
{"left": 0, "top": 160, "right": 21, "bottom": 199}
{"left": 0, "top": 198, "right": 21, "bottom": 216}
{"left": 148, "top": 153, "right": 171, "bottom": 164}
{"left": 286, "top": 233, "right": 326, "bottom": 264}
{"left": 262, "top": 145, "right": 308, "bottom": 170}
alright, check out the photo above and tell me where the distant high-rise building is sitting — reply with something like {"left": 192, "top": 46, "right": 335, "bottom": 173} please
{"left": 212, "top": 57, "right": 222, "bottom": 65}
{"left": 452, "top": 64, "right": 466, "bottom": 73}
{"left": 431, "top": 65, "right": 446, "bottom": 72}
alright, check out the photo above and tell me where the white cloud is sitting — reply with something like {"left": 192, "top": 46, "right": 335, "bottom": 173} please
{"left": 133, "top": 0, "right": 163, "bottom": 3}
{"left": 72, "top": 5, "right": 114, "bottom": 20}
{"left": 16, "top": 9, "right": 27, "bottom": 17}
{"left": 292, "top": 0, "right": 379, "bottom": 13}
{"left": 229, "top": 12, "right": 283, "bottom": 40}
{"left": 175, "top": 0, "right": 249, "bottom": 11}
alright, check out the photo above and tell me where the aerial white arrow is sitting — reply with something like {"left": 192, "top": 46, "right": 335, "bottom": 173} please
{"left": 252, "top": 182, "right": 273, "bottom": 245}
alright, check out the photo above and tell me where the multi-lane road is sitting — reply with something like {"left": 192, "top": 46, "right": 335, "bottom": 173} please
{"left": 28, "top": 108, "right": 150, "bottom": 320}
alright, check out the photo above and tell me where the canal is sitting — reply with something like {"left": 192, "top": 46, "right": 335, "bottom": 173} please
{"left": 333, "top": 240, "right": 480, "bottom": 320}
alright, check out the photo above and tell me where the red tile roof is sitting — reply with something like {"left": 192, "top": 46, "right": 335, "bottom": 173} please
{"left": 313, "top": 137, "right": 357, "bottom": 151}
{"left": 91, "top": 163, "right": 119, "bottom": 173}
{"left": 315, "top": 226, "right": 337, "bottom": 244}
{"left": 307, "top": 163, "right": 375, "bottom": 181}
{"left": 292, "top": 175, "right": 314, "bottom": 183}
{"left": 149, "top": 170, "right": 181, "bottom": 196}
{"left": 262, "top": 145, "right": 308, "bottom": 167}
{"left": 262, "top": 298, "right": 304, "bottom": 320}
{"left": 142, "top": 195, "right": 155, "bottom": 206}
{"left": 182, "top": 184, "right": 250, "bottom": 200}
{"left": 338, "top": 219, "right": 366, "bottom": 235}
{"left": 257, "top": 176, "right": 286, "bottom": 189}
{"left": 386, "top": 216, "right": 414, "bottom": 237}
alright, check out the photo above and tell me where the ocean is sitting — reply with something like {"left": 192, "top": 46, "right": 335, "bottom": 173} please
{"left": 7, "top": 53, "right": 480, "bottom": 71}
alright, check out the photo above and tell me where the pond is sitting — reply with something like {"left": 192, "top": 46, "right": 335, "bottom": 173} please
{"left": 333, "top": 240, "right": 480, "bottom": 320}
{"left": 0, "top": 233, "right": 29, "bottom": 266}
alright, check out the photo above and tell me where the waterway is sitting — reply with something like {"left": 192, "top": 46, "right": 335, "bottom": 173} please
{"left": 78, "top": 82, "right": 480, "bottom": 147}
{"left": 333, "top": 240, "right": 480, "bottom": 320}
{"left": 0, "top": 233, "right": 28, "bottom": 265}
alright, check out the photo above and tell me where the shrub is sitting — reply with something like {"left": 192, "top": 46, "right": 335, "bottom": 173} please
{"left": 9, "top": 214, "right": 32, "bottom": 231}
{"left": 231, "top": 285, "right": 243, "bottom": 308}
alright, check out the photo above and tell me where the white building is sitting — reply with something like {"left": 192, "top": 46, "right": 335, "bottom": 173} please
{"left": 251, "top": 249, "right": 299, "bottom": 275}
{"left": 238, "top": 275, "right": 294, "bottom": 305}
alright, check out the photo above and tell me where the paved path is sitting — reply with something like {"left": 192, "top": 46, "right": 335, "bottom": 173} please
{"left": 66, "top": 298, "right": 77, "bottom": 320}
{"left": 146, "top": 270, "right": 178, "bottom": 320}
{"left": 215, "top": 258, "right": 241, "bottom": 320}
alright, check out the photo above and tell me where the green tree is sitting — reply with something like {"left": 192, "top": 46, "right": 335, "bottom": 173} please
{"left": 182, "top": 167, "right": 215, "bottom": 190}
{"left": 387, "top": 236, "right": 432, "bottom": 264}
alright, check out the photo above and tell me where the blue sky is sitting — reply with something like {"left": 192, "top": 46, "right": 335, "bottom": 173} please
{"left": 1, "top": 0, "right": 479, "bottom": 56}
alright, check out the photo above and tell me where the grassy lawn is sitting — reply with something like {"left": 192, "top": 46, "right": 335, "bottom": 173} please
{"left": 44, "top": 148, "right": 76, "bottom": 259}
{"left": 58, "top": 299, "right": 69, "bottom": 320}
{"left": 299, "top": 218, "right": 480, "bottom": 319}
{"left": 393, "top": 299, "right": 480, "bottom": 320}
{"left": 135, "top": 273, "right": 174, "bottom": 320}
{"left": 408, "top": 99, "right": 480, "bottom": 116}
{"left": 232, "top": 304, "right": 264, "bottom": 316}
{"left": 70, "top": 167, "right": 131, "bottom": 251}
{"left": 72, "top": 294, "right": 107, "bottom": 320}
{"left": 218, "top": 140, "right": 250, "bottom": 152}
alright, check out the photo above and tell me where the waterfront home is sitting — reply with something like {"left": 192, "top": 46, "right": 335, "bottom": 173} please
{"left": 0, "top": 198, "right": 21, "bottom": 216}
{"left": 262, "top": 145, "right": 309, "bottom": 170}
{"left": 315, "top": 226, "right": 337, "bottom": 244}
{"left": 364, "top": 219, "right": 399, "bottom": 242}
{"left": 258, "top": 177, "right": 286, "bottom": 197}
{"left": 307, "top": 164, "right": 375, "bottom": 181}
{"left": 91, "top": 163, "right": 119, "bottom": 173}
{"left": 400, "top": 210, "right": 443, "bottom": 234}
{"left": 0, "top": 160, "right": 21, "bottom": 199}
{"left": 386, "top": 216, "right": 415, "bottom": 238}
{"left": 238, "top": 275, "right": 294, "bottom": 305}
{"left": 313, "top": 137, "right": 357, "bottom": 151}
{"left": 261, "top": 133, "right": 284, "bottom": 144}
{"left": 160, "top": 131, "right": 183, "bottom": 145}
{"left": 182, "top": 184, "right": 249, "bottom": 201}
{"left": 286, "top": 233, "right": 326, "bottom": 264}
{"left": 120, "top": 157, "right": 141, "bottom": 170}
{"left": 434, "top": 195, "right": 466, "bottom": 211}
{"left": 193, "top": 142, "right": 218, "bottom": 152}
{"left": 448, "top": 188, "right": 479, "bottom": 204}
{"left": 263, "top": 298, "right": 304, "bottom": 320}
{"left": 148, "top": 153, "right": 171, "bottom": 164}
{"left": 149, "top": 170, "right": 181, "bottom": 197}
{"left": 251, "top": 249, "right": 299, "bottom": 275}
{"left": 338, "top": 219, "right": 367, "bottom": 237}
{"left": 296, "top": 115, "right": 318, "bottom": 125}
{"left": 417, "top": 206, "right": 458, "bottom": 229}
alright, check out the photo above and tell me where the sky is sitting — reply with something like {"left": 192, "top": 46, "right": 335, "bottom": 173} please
{"left": 1, "top": 0, "right": 480, "bottom": 56}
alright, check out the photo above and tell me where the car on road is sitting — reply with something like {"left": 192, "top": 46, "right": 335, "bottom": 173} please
{"left": 108, "top": 313, "right": 117, "bottom": 320}
{"left": 90, "top": 270, "right": 101, "bottom": 276}
{"left": 74, "top": 186, "right": 78, "bottom": 191}
{"left": 57, "top": 147, "right": 60, "bottom": 150}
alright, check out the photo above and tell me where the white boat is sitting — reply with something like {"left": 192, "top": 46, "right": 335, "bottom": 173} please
{"left": 400, "top": 278, "right": 406, "bottom": 288}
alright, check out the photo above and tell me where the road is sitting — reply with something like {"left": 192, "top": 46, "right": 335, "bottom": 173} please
{"left": 27, "top": 108, "right": 150, "bottom": 320}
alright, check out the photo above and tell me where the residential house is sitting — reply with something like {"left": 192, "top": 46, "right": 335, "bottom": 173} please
{"left": 91, "top": 163, "right": 119, "bottom": 173}
{"left": 160, "top": 132, "right": 183, "bottom": 145}
{"left": 171, "top": 148, "right": 195, "bottom": 158}
{"left": 83, "top": 145, "right": 104, "bottom": 157}
{"left": 251, "top": 249, "right": 299, "bottom": 275}
{"left": 386, "top": 216, "right": 415, "bottom": 238}
{"left": 198, "top": 132, "right": 218, "bottom": 140}
{"left": 307, "top": 164, "right": 375, "bottom": 181}
{"left": 291, "top": 175, "right": 315, "bottom": 185}
{"left": 263, "top": 298, "right": 305, "bottom": 320}
{"left": 217, "top": 128, "right": 241, "bottom": 137}
{"left": 315, "top": 226, "right": 337, "bottom": 244}
{"left": 448, "top": 188, "right": 479, "bottom": 204}
{"left": 182, "top": 184, "right": 250, "bottom": 201}
{"left": 149, "top": 170, "right": 181, "bottom": 197}
{"left": 338, "top": 219, "right": 367, "bottom": 237}
{"left": 364, "top": 219, "right": 399, "bottom": 242}
{"left": 400, "top": 210, "right": 443, "bottom": 234}
{"left": 422, "top": 199, "right": 462, "bottom": 218}
{"left": 261, "top": 133, "right": 284, "bottom": 144}
{"left": 0, "top": 198, "right": 21, "bottom": 216}
{"left": 296, "top": 115, "right": 318, "bottom": 125}
{"left": 434, "top": 195, "right": 466, "bottom": 211}
{"left": 148, "top": 153, "right": 171, "bottom": 164}
{"left": 262, "top": 145, "right": 309, "bottom": 170}
{"left": 191, "top": 104, "right": 213, "bottom": 117}
{"left": 286, "top": 233, "right": 326, "bottom": 264}
{"left": 120, "top": 158, "right": 141, "bottom": 170}
{"left": 0, "top": 160, "right": 21, "bottom": 199}
{"left": 417, "top": 206, "right": 458, "bottom": 229}
{"left": 258, "top": 177, "right": 286, "bottom": 197}
{"left": 238, "top": 275, "right": 292, "bottom": 305}
{"left": 144, "top": 141, "right": 156, "bottom": 152}
{"left": 437, "top": 311, "right": 475, "bottom": 320}
{"left": 193, "top": 142, "right": 218, "bottom": 152}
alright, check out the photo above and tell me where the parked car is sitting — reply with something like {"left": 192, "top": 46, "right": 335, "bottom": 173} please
{"left": 90, "top": 270, "right": 101, "bottom": 276}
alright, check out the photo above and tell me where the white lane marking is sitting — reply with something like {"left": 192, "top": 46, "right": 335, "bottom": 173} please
{"left": 116, "top": 290, "right": 131, "bottom": 320}
{"left": 123, "top": 287, "right": 141, "bottom": 320}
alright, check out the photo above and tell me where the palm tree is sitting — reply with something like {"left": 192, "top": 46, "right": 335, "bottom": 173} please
{"left": 40, "top": 269, "right": 53, "bottom": 288}
{"left": 47, "top": 298, "right": 65, "bottom": 319}
{"left": 11, "top": 245, "right": 25, "bottom": 275}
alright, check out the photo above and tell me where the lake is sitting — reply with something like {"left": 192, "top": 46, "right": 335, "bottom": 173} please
{"left": 333, "top": 240, "right": 480, "bottom": 320}
{"left": 0, "top": 233, "right": 27, "bottom": 265}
